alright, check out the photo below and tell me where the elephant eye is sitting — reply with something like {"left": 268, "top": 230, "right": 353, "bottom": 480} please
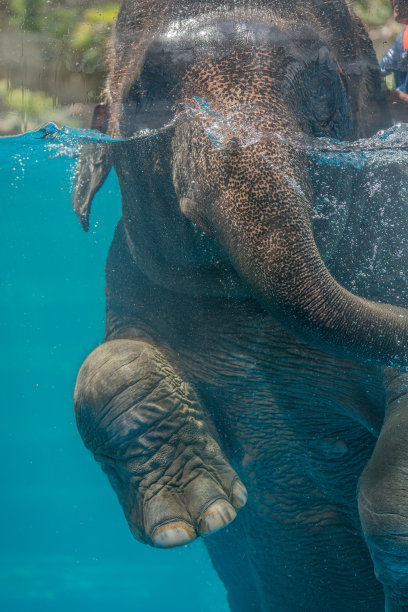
{"left": 288, "top": 50, "right": 352, "bottom": 139}
{"left": 121, "top": 58, "right": 178, "bottom": 136}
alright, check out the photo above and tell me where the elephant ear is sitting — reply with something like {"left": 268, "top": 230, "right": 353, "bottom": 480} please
{"left": 72, "top": 104, "right": 113, "bottom": 232}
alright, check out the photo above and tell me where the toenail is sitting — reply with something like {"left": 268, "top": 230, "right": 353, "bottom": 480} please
{"left": 231, "top": 480, "right": 248, "bottom": 509}
{"left": 152, "top": 522, "right": 196, "bottom": 548}
{"left": 199, "top": 500, "right": 237, "bottom": 535}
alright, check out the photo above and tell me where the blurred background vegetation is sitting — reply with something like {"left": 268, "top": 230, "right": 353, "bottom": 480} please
{"left": 0, "top": 0, "right": 400, "bottom": 134}
{"left": 0, "top": 0, "right": 119, "bottom": 133}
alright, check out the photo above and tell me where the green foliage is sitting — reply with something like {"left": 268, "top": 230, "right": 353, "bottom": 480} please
{"left": 0, "top": 78, "right": 54, "bottom": 117}
{"left": 70, "top": 4, "right": 119, "bottom": 73}
{"left": 0, "top": 2, "right": 121, "bottom": 131}
{"left": 9, "top": 1, "right": 119, "bottom": 73}
{"left": 11, "top": 0, "right": 43, "bottom": 31}
{"left": 43, "top": 7, "right": 79, "bottom": 41}
{"left": 0, "top": 79, "right": 81, "bottom": 130}
{"left": 353, "top": 0, "right": 393, "bottom": 27}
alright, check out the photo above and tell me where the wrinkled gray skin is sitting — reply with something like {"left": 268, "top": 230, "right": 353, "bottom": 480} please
{"left": 73, "top": 1, "right": 408, "bottom": 609}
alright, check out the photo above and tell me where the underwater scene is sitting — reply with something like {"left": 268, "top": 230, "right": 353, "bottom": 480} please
{"left": 0, "top": 125, "right": 230, "bottom": 611}
{"left": 5, "top": 1, "right": 408, "bottom": 611}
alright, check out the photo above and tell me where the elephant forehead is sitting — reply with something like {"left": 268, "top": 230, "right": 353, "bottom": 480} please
{"left": 148, "top": 17, "right": 325, "bottom": 64}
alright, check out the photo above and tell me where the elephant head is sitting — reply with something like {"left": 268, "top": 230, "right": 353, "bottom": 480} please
{"left": 73, "top": 0, "right": 408, "bottom": 369}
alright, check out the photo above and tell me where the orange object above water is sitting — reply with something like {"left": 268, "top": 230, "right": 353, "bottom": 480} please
{"left": 403, "top": 25, "right": 408, "bottom": 50}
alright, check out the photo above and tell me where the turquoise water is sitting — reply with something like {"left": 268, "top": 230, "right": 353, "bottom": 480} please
{"left": 3, "top": 122, "right": 408, "bottom": 611}
{"left": 0, "top": 125, "right": 228, "bottom": 612}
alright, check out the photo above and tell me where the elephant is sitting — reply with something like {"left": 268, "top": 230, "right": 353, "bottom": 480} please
{"left": 71, "top": 0, "right": 408, "bottom": 609}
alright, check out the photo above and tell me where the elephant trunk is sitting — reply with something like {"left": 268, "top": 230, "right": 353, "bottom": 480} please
{"left": 207, "top": 144, "right": 408, "bottom": 369}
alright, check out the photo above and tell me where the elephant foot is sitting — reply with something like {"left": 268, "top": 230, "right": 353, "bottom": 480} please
{"left": 74, "top": 338, "right": 247, "bottom": 548}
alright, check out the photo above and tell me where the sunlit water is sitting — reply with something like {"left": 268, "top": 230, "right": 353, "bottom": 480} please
{"left": 2, "top": 122, "right": 408, "bottom": 611}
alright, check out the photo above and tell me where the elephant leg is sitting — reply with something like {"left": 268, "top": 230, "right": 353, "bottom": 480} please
{"left": 358, "top": 368, "right": 408, "bottom": 611}
{"left": 74, "top": 338, "right": 247, "bottom": 547}
{"left": 205, "top": 495, "right": 383, "bottom": 611}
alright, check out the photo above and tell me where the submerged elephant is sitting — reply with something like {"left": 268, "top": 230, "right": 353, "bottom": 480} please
{"left": 72, "top": 1, "right": 408, "bottom": 609}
